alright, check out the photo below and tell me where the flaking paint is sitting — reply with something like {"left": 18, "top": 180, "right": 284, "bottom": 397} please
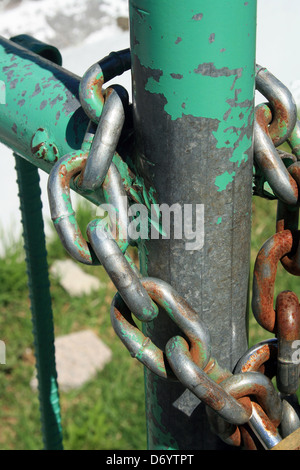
{"left": 130, "top": 0, "right": 256, "bottom": 191}
{"left": 130, "top": 0, "right": 256, "bottom": 450}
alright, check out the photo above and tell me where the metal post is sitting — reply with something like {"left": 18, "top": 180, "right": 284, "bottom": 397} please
{"left": 15, "top": 154, "right": 63, "bottom": 450}
{"left": 130, "top": 0, "right": 257, "bottom": 449}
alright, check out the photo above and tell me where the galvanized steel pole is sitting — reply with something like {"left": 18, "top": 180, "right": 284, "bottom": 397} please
{"left": 130, "top": 0, "right": 257, "bottom": 449}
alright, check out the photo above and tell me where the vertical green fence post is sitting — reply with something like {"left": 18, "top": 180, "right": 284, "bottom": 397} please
{"left": 130, "top": 0, "right": 257, "bottom": 449}
{"left": 15, "top": 154, "right": 63, "bottom": 450}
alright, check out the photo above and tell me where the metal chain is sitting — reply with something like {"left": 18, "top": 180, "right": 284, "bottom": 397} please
{"left": 47, "top": 51, "right": 300, "bottom": 450}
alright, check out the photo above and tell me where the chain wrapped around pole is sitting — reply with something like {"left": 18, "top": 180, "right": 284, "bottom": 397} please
{"left": 43, "top": 41, "right": 300, "bottom": 449}
{"left": 2, "top": 5, "right": 300, "bottom": 450}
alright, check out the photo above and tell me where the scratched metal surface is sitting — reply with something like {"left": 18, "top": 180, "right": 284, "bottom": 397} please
{"left": 130, "top": 0, "right": 256, "bottom": 450}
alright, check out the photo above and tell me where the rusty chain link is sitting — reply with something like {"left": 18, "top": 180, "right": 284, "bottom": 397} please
{"left": 46, "top": 51, "right": 300, "bottom": 450}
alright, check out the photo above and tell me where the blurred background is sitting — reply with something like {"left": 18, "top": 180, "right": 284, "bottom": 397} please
{"left": 0, "top": 0, "right": 299, "bottom": 450}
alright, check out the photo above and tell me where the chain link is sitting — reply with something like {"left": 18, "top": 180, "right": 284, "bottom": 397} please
{"left": 47, "top": 52, "right": 300, "bottom": 450}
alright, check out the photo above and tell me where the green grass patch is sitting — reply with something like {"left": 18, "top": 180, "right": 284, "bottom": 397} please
{"left": 0, "top": 199, "right": 147, "bottom": 450}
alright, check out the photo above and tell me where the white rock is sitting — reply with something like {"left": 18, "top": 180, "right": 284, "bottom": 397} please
{"left": 50, "top": 259, "right": 103, "bottom": 297}
{"left": 31, "top": 330, "right": 112, "bottom": 392}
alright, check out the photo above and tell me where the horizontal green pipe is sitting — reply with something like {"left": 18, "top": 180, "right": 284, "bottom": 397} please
{"left": 0, "top": 36, "right": 104, "bottom": 206}
{"left": 0, "top": 36, "right": 88, "bottom": 169}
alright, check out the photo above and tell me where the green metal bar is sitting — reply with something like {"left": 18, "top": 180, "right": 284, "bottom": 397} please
{"left": 0, "top": 36, "right": 105, "bottom": 208}
{"left": 0, "top": 36, "right": 136, "bottom": 209}
{"left": 130, "top": 0, "right": 257, "bottom": 449}
{"left": 15, "top": 153, "right": 63, "bottom": 450}
{"left": 0, "top": 36, "right": 86, "bottom": 168}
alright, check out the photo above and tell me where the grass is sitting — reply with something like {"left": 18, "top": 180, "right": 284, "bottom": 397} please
{"left": 0, "top": 199, "right": 147, "bottom": 450}
{"left": 0, "top": 193, "right": 299, "bottom": 450}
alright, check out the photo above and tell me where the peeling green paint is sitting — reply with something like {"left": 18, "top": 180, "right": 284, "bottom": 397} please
{"left": 131, "top": 1, "right": 255, "bottom": 115}
{"left": 215, "top": 171, "right": 236, "bottom": 192}
{"left": 130, "top": 0, "right": 256, "bottom": 191}
{"left": 217, "top": 217, "right": 222, "bottom": 225}
{"left": 229, "top": 133, "right": 251, "bottom": 167}
{"left": 0, "top": 39, "right": 88, "bottom": 166}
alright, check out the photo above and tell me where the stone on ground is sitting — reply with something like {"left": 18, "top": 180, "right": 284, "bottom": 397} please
{"left": 30, "top": 330, "right": 112, "bottom": 392}
{"left": 50, "top": 259, "right": 103, "bottom": 297}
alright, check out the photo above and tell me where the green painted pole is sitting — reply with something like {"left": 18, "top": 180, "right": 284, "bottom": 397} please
{"left": 15, "top": 154, "right": 63, "bottom": 450}
{"left": 130, "top": 0, "right": 257, "bottom": 449}
{"left": 0, "top": 36, "right": 87, "bottom": 169}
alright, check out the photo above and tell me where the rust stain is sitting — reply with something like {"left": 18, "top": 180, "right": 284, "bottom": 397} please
{"left": 31, "top": 141, "right": 44, "bottom": 155}
{"left": 253, "top": 402, "right": 281, "bottom": 430}
{"left": 255, "top": 105, "right": 272, "bottom": 133}
{"left": 58, "top": 153, "right": 86, "bottom": 188}
{"left": 276, "top": 290, "right": 300, "bottom": 341}
{"left": 240, "top": 344, "right": 272, "bottom": 373}
{"left": 253, "top": 230, "right": 295, "bottom": 332}
{"left": 268, "top": 98, "right": 289, "bottom": 146}
{"left": 240, "top": 426, "right": 258, "bottom": 450}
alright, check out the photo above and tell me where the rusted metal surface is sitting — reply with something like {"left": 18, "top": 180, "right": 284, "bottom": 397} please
{"left": 234, "top": 339, "right": 278, "bottom": 378}
{"left": 249, "top": 402, "right": 282, "bottom": 449}
{"left": 222, "top": 372, "right": 282, "bottom": 428}
{"left": 252, "top": 231, "right": 300, "bottom": 396}
{"left": 276, "top": 291, "right": 300, "bottom": 343}
{"left": 252, "top": 230, "right": 298, "bottom": 332}
{"left": 288, "top": 120, "right": 300, "bottom": 159}
{"left": 256, "top": 65, "right": 297, "bottom": 147}
{"left": 276, "top": 160, "right": 300, "bottom": 275}
{"left": 276, "top": 291, "right": 300, "bottom": 394}
{"left": 205, "top": 368, "right": 283, "bottom": 450}
{"left": 166, "top": 338, "right": 252, "bottom": 426}
{"left": 110, "top": 277, "right": 213, "bottom": 380}
{"left": 143, "top": 278, "right": 212, "bottom": 370}
{"left": 234, "top": 302, "right": 299, "bottom": 397}
{"left": 79, "top": 49, "right": 131, "bottom": 123}
{"left": 47, "top": 150, "right": 99, "bottom": 265}
{"left": 31, "top": 128, "right": 60, "bottom": 163}
{"left": 233, "top": 339, "right": 280, "bottom": 449}
{"left": 254, "top": 104, "right": 298, "bottom": 205}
